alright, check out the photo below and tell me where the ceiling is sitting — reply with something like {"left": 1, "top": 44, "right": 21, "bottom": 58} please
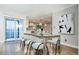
{"left": 0, "top": 4, "right": 74, "bottom": 17}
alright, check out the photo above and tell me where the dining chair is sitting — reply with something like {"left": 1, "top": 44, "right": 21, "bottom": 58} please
{"left": 20, "top": 38, "right": 26, "bottom": 50}
{"left": 29, "top": 36, "right": 49, "bottom": 55}
{"left": 20, "top": 35, "right": 33, "bottom": 54}
{"left": 47, "top": 37, "right": 61, "bottom": 55}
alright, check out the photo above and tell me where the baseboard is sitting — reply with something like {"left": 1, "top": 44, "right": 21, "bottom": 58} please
{"left": 61, "top": 42, "right": 78, "bottom": 49}
{"left": 0, "top": 39, "right": 22, "bottom": 43}
{"left": 5, "top": 39, "right": 21, "bottom": 42}
{"left": 0, "top": 40, "right": 5, "bottom": 43}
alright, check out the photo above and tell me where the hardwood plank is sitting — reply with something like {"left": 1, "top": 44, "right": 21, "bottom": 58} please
{"left": 0, "top": 41, "right": 78, "bottom": 55}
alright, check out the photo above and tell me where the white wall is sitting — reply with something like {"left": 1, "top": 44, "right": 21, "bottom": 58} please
{"left": 52, "top": 5, "right": 78, "bottom": 48}
{"left": 0, "top": 12, "right": 5, "bottom": 42}
{"left": 78, "top": 5, "right": 79, "bottom": 54}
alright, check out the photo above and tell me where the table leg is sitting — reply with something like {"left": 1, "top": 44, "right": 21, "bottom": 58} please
{"left": 57, "top": 39, "right": 61, "bottom": 54}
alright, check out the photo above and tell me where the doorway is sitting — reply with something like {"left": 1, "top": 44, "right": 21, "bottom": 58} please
{"left": 5, "top": 17, "right": 23, "bottom": 41}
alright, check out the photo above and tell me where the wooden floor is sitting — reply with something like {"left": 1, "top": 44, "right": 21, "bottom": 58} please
{"left": 0, "top": 41, "right": 78, "bottom": 55}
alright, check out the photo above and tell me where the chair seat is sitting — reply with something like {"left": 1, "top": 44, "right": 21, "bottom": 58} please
{"left": 32, "top": 43, "right": 44, "bottom": 49}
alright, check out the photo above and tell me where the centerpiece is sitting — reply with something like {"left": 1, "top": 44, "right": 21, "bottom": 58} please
{"left": 35, "top": 23, "right": 44, "bottom": 35}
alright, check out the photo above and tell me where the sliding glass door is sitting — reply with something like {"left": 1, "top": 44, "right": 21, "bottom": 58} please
{"left": 5, "top": 17, "right": 23, "bottom": 40}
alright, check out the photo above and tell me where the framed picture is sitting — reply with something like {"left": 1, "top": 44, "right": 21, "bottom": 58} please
{"left": 58, "top": 14, "right": 74, "bottom": 34}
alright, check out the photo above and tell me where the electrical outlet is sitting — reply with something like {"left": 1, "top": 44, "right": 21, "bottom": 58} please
{"left": 65, "top": 39, "right": 67, "bottom": 42}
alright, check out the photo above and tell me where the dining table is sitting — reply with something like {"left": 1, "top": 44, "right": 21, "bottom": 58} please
{"left": 24, "top": 33, "right": 61, "bottom": 55}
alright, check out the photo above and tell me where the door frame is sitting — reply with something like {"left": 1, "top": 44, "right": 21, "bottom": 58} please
{"left": 5, "top": 17, "right": 24, "bottom": 41}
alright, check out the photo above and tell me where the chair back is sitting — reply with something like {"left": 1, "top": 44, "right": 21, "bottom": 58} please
{"left": 23, "top": 35, "right": 30, "bottom": 40}
{"left": 52, "top": 37, "right": 60, "bottom": 44}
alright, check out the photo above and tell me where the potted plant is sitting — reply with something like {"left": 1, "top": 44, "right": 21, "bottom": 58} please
{"left": 35, "top": 24, "right": 44, "bottom": 35}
